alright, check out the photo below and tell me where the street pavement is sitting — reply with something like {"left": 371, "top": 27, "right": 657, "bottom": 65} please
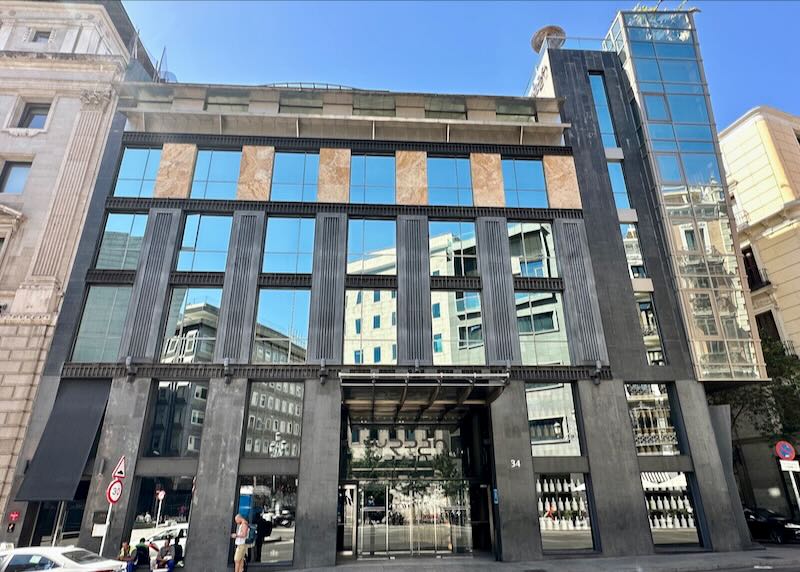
{"left": 297, "top": 545, "right": 800, "bottom": 572}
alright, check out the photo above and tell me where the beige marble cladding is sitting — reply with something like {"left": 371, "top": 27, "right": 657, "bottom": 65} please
{"left": 543, "top": 155, "right": 582, "bottom": 209}
{"left": 237, "top": 146, "right": 274, "bottom": 201}
{"left": 395, "top": 151, "right": 427, "bottom": 205}
{"left": 470, "top": 153, "right": 505, "bottom": 207}
{"left": 154, "top": 143, "right": 196, "bottom": 199}
{"left": 317, "top": 148, "right": 351, "bottom": 203}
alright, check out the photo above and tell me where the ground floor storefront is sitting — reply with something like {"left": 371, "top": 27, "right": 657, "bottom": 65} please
{"left": 3, "top": 374, "right": 754, "bottom": 569}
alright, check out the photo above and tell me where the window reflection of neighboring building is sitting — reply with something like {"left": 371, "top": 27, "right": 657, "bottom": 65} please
{"left": 148, "top": 382, "right": 208, "bottom": 457}
{"left": 516, "top": 292, "right": 569, "bottom": 365}
{"left": 525, "top": 383, "right": 580, "bottom": 457}
{"left": 161, "top": 300, "right": 220, "bottom": 364}
{"left": 244, "top": 382, "right": 304, "bottom": 458}
{"left": 508, "top": 222, "right": 557, "bottom": 278}
{"left": 625, "top": 383, "right": 680, "bottom": 456}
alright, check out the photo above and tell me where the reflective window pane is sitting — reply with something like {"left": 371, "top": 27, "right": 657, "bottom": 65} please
{"left": 350, "top": 155, "right": 395, "bottom": 204}
{"left": 244, "top": 383, "right": 304, "bottom": 458}
{"left": 656, "top": 154, "right": 683, "bottom": 183}
{"left": 588, "top": 74, "right": 617, "bottom": 146}
{"left": 642, "top": 472, "right": 701, "bottom": 546}
{"left": 347, "top": 219, "right": 396, "bottom": 275}
{"left": 427, "top": 157, "right": 473, "bottom": 206}
{"left": 176, "top": 215, "right": 232, "bottom": 272}
{"left": 429, "top": 221, "right": 477, "bottom": 277}
{"left": 659, "top": 60, "right": 701, "bottom": 83}
{"left": 145, "top": 381, "right": 208, "bottom": 457}
{"left": 607, "top": 162, "right": 631, "bottom": 208}
{"left": 113, "top": 148, "right": 160, "bottom": 198}
{"left": 272, "top": 152, "right": 318, "bottom": 202}
{"left": 431, "top": 291, "right": 485, "bottom": 366}
{"left": 72, "top": 286, "right": 131, "bottom": 362}
{"left": 666, "top": 95, "right": 709, "bottom": 123}
{"left": 503, "top": 159, "right": 548, "bottom": 208}
{"left": 235, "top": 475, "right": 297, "bottom": 565}
{"left": 191, "top": 150, "right": 241, "bottom": 200}
{"left": 516, "top": 292, "right": 569, "bottom": 365}
{"left": 644, "top": 95, "right": 669, "bottom": 121}
{"left": 537, "top": 474, "right": 595, "bottom": 550}
{"left": 636, "top": 293, "right": 666, "bottom": 365}
{"left": 344, "top": 289, "right": 397, "bottom": 365}
{"left": 620, "top": 224, "right": 647, "bottom": 278}
{"left": 130, "top": 476, "right": 193, "bottom": 561}
{"left": 96, "top": 213, "right": 147, "bottom": 270}
{"left": 508, "top": 222, "right": 557, "bottom": 278}
{"left": 262, "top": 217, "right": 315, "bottom": 274}
{"left": 625, "top": 384, "right": 681, "bottom": 455}
{"left": 253, "top": 289, "right": 310, "bottom": 364}
{"left": 681, "top": 153, "right": 721, "bottom": 185}
{"left": 526, "top": 383, "right": 580, "bottom": 456}
{"left": 0, "top": 162, "right": 32, "bottom": 195}
{"left": 161, "top": 288, "right": 222, "bottom": 363}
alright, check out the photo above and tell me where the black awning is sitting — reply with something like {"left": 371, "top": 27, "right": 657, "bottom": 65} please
{"left": 17, "top": 379, "right": 111, "bottom": 502}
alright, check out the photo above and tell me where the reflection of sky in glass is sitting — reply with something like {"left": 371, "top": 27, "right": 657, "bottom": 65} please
{"left": 113, "top": 147, "right": 160, "bottom": 197}
{"left": 177, "top": 215, "right": 232, "bottom": 271}
{"left": 347, "top": 219, "right": 396, "bottom": 274}
{"left": 263, "top": 218, "right": 315, "bottom": 273}
{"left": 271, "top": 152, "right": 318, "bottom": 202}
{"left": 191, "top": 150, "right": 242, "bottom": 199}
{"left": 350, "top": 155, "right": 395, "bottom": 204}
{"left": 427, "top": 157, "right": 473, "bottom": 206}
{"left": 255, "top": 289, "right": 310, "bottom": 342}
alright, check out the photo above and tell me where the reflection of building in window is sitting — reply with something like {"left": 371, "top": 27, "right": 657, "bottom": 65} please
{"left": 161, "top": 288, "right": 222, "bottom": 363}
{"left": 431, "top": 291, "right": 484, "bottom": 366}
{"left": 347, "top": 219, "right": 396, "bottom": 275}
{"left": 147, "top": 381, "right": 208, "bottom": 457}
{"left": 525, "top": 383, "right": 580, "bottom": 457}
{"left": 536, "top": 473, "right": 594, "bottom": 550}
{"left": 343, "top": 290, "right": 397, "bottom": 365}
{"left": 625, "top": 384, "right": 680, "bottom": 456}
{"left": 429, "top": 221, "right": 477, "bottom": 277}
{"left": 516, "top": 292, "right": 569, "bottom": 365}
{"left": 244, "top": 382, "right": 303, "bottom": 458}
{"left": 96, "top": 213, "right": 147, "bottom": 270}
{"left": 508, "top": 222, "right": 557, "bottom": 278}
{"left": 620, "top": 223, "right": 647, "bottom": 278}
{"left": 252, "top": 289, "right": 310, "bottom": 364}
{"left": 635, "top": 292, "right": 665, "bottom": 365}
{"left": 72, "top": 286, "right": 131, "bottom": 362}
{"left": 641, "top": 471, "right": 700, "bottom": 545}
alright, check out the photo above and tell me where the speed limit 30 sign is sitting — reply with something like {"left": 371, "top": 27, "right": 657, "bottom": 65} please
{"left": 106, "top": 478, "right": 123, "bottom": 504}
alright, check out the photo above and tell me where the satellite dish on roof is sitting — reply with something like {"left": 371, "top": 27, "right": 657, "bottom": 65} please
{"left": 531, "top": 25, "right": 566, "bottom": 53}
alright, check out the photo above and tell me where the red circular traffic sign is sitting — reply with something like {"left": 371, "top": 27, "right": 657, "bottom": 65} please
{"left": 775, "top": 440, "right": 796, "bottom": 461}
{"left": 156, "top": 490, "right": 166, "bottom": 501}
{"left": 106, "top": 479, "right": 124, "bottom": 504}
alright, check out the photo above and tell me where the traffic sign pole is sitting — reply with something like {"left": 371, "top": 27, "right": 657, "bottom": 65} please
{"left": 99, "top": 502, "right": 113, "bottom": 556}
{"left": 99, "top": 456, "right": 126, "bottom": 557}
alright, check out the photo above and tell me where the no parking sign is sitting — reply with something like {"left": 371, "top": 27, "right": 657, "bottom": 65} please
{"left": 775, "top": 440, "right": 796, "bottom": 461}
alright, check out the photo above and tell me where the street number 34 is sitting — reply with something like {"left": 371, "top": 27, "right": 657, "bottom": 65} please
{"left": 510, "top": 459, "right": 521, "bottom": 468}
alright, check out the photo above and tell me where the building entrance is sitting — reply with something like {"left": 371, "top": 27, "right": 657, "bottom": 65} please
{"left": 337, "top": 380, "right": 499, "bottom": 560}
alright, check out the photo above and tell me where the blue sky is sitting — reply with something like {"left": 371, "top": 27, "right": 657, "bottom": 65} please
{"left": 123, "top": 0, "right": 800, "bottom": 130}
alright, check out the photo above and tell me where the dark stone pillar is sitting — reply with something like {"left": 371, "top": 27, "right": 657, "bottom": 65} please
{"left": 490, "top": 381, "right": 542, "bottom": 561}
{"left": 79, "top": 376, "right": 151, "bottom": 556}
{"left": 576, "top": 378, "right": 654, "bottom": 556}
{"left": 184, "top": 377, "right": 247, "bottom": 571}
{"left": 292, "top": 378, "right": 341, "bottom": 568}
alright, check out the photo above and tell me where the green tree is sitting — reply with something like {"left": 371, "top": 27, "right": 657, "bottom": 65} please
{"left": 709, "top": 337, "right": 800, "bottom": 439}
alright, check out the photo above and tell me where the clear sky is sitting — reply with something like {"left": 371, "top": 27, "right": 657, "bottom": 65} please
{"left": 123, "top": 0, "right": 800, "bottom": 130}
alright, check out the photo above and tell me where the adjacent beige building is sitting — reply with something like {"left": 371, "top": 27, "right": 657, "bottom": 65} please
{"left": 0, "top": 1, "right": 152, "bottom": 511}
{"left": 719, "top": 106, "right": 800, "bottom": 512}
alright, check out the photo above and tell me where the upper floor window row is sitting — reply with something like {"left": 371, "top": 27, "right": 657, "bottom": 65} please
{"left": 112, "top": 147, "right": 558, "bottom": 209}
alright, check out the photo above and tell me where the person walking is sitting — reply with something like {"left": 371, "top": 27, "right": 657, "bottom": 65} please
{"left": 231, "top": 513, "right": 249, "bottom": 572}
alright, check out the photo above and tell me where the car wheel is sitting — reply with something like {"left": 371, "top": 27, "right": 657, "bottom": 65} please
{"left": 770, "top": 529, "right": 785, "bottom": 544}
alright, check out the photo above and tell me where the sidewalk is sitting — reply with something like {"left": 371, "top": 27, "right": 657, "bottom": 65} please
{"left": 299, "top": 546, "right": 800, "bottom": 572}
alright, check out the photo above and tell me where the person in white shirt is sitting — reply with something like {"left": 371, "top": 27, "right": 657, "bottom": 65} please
{"left": 231, "top": 513, "right": 249, "bottom": 572}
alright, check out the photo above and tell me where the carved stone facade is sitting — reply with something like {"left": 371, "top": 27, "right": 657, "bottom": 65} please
{"left": 0, "top": 0, "right": 151, "bottom": 512}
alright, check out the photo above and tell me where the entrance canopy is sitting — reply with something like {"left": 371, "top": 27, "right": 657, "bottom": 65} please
{"left": 340, "top": 371, "right": 508, "bottom": 425}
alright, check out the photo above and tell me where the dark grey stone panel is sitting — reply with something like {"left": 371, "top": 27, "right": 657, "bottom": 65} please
{"left": 215, "top": 212, "right": 265, "bottom": 363}
{"left": 576, "top": 379, "right": 653, "bottom": 556}
{"left": 119, "top": 209, "right": 181, "bottom": 361}
{"left": 78, "top": 377, "right": 152, "bottom": 556}
{"left": 677, "top": 381, "right": 750, "bottom": 551}
{"left": 490, "top": 380, "right": 541, "bottom": 560}
{"left": 397, "top": 215, "right": 432, "bottom": 365}
{"left": 554, "top": 219, "right": 609, "bottom": 366}
{"left": 185, "top": 377, "right": 247, "bottom": 570}
{"left": 546, "top": 49, "right": 692, "bottom": 381}
{"left": 293, "top": 378, "right": 341, "bottom": 569}
{"left": 307, "top": 213, "right": 347, "bottom": 364}
{"left": 533, "top": 456, "right": 590, "bottom": 474}
{"left": 477, "top": 217, "right": 521, "bottom": 365}
{"left": 637, "top": 455, "right": 693, "bottom": 473}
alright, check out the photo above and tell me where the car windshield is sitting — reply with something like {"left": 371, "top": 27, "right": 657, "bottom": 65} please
{"left": 757, "top": 508, "right": 782, "bottom": 517}
{"left": 63, "top": 549, "right": 106, "bottom": 563}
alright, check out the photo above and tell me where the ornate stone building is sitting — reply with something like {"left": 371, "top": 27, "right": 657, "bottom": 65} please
{"left": 0, "top": 0, "right": 153, "bottom": 515}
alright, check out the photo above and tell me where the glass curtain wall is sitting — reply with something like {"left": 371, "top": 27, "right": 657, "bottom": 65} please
{"left": 607, "top": 11, "right": 762, "bottom": 379}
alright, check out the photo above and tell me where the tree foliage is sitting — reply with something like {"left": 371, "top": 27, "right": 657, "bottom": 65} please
{"left": 709, "top": 337, "right": 800, "bottom": 439}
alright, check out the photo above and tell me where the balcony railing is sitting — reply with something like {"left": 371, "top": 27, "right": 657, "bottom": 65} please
{"left": 746, "top": 268, "right": 770, "bottom": 292}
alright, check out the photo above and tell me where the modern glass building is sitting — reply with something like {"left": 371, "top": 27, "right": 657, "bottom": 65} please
{"left": 2, "top": 6, "right": 761, "bottom": 569}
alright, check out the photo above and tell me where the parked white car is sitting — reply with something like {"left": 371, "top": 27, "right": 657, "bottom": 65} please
{"left": 0, "top": 546, "right": 126, "bottom": 571}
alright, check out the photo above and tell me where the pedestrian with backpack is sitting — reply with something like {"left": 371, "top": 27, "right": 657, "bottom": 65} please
{"left": 231, "top": 514, "right": 249, "bottom": 572}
